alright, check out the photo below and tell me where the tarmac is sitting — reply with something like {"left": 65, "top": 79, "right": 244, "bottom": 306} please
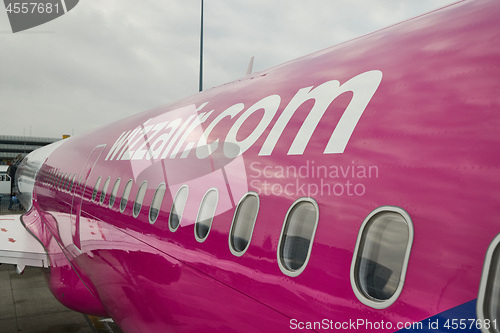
{"left": 0, "top": 264, "right": 122, "bottom": 333}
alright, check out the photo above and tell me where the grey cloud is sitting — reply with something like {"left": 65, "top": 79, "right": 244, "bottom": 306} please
{"left": 0, "top": 0, "right": 457, "bottom": 138}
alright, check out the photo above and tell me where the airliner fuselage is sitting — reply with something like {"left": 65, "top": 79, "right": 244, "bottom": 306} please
{"left": 11, "top": 0, "right": 500, "bottom": 332}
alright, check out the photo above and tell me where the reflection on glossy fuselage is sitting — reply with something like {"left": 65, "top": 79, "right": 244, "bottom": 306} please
{"left": 13, "top": 1, "right": 500, "bottom": 332}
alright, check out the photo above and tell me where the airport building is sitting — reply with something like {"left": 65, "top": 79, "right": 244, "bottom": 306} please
{"left": 0, "top": 135, "right": 62, "bottom": 165}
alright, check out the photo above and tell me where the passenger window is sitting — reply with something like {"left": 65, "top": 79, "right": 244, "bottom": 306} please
{"left": 278, "top": 198, "right": 319, "bottom": 277}
{"left": 69, "top": 174, "right": 76, "bottom": 192}
{"left": 109, "top": 178, "right": 121, "bottom": 208}
{"left": 195, "top": 188, "right": 218, "bottom": 242}
{"left": 149, "top": 183, "right": 166, "bottom": 224}
{"left": 100, "top": 177, "right": 111, "bottom": 204}
{"left": 65, "top": 174, "right": 70, "bottom": 191}
{"left": 477, "top": 233, "right": 500, "bottom": 332}
{"left": 229, "top": 192, "right": 259, "bottom": 256}
{"left": 133, "top": 181, "right": 148, "bottom": 218}
{"left": 61, "top": 173, "right": 67, "bottom": 190}
{"left": 169, "top": 185, "right": 188, "bottom": 232}
{"left": 351, "top": 206, "right": 413, "bottom": 309}
{"left": 92, "top": 176, "right": 102, "bottom": 202}
{"left": 55, "top": 172, "right": 61, "bottom": 188}
{"left": 120, "top": 179, "right": 133, "bottom": 213}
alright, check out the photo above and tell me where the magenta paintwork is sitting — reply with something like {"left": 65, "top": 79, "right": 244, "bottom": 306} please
{"left": 14, "top": 0, "right": 500, "bottom": 331}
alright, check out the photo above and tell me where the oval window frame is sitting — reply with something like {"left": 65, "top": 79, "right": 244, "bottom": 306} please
{"left": 120, "top": 179, "right": 133, "bottom": 213}
{"left": 149, "top": 183, "right": 166, "bottom": 224}
{"left": 100, "top": 177, "right": 111, "bottom": 205}
{"left": 169, "top": 185, "right": 189, "bottom": 232}
{"left": 194, "top": 188, "right": 219, "bottom": 243}
{"left": 56, "top": 172, "right": 61, "bottom": 188}
{"left": 350, "top": 206, "right": 414, "bottom": 309}
{"left": 477, "top": 232, "right": 500, "bottom": 333}
{"left": 92, "top": 176, "right": 102, "bottom": 202}
{"left": 69, "top": 174, "right": 76, "bottom": 192}
{"left": 229, "top": 192, "right": 260, "bottom": 257}
{"left": 109, "top": 178, "right": 121, "bottom": 209}
{"left": 277, "top": 197, "right": 319, "bottom": 277}
{"left": 61, "top": 173, "right": 68, "bottom": 190}
{"left": 133, "top": 181, "right": 148, "bottom": 218}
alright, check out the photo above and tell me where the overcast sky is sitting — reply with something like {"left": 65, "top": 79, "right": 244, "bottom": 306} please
{"left": 0, "top": 0, "right": 458, "bottom": 139}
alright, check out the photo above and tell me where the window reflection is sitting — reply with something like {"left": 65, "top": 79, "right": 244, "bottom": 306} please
{"left": 351, "top": 207, "right": 413, "bottom": 309}
{"left": 120, "top": 179, "right": 133, "bottom": 213}
{"left": 484, "top": 243, "right": 500, "bottom": 332}
{"left": 278, "top": 198, "right": 318, "bottom": 277}
{"left": 100, "top": 177, "right": 111, "bottom": 205}
{"left": 195, "top": 189, "right": 218, "bottom": 242}
{"left": 92, "top": 176, "right": 102, "bottom": 201}
{"left": 109, "top": 178, "right": 121, "bottom": 208}
{"left": 149, "top": 183, "right": 166, "bottom": 224}
{"left": 230, "top": 192, "right": 259, "bottom": 255}
{"left": 133, "top": 181, "right": 148, "bottom": 218}
{"left": 61, "top": 173, "right": 68, "bottom": 190}
{"left": 169, "top": 185, "right": 188, "bottom": 232}
{"left": 69, "top": 174, "right": 76, "bottom": 192}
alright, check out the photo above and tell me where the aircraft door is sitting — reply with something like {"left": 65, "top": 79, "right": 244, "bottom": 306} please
{"left": 70, "top": 144, "right": 106, "bottom": 252}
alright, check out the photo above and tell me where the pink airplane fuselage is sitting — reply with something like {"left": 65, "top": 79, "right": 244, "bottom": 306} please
{"left": 15, "top": 0, "right": 500, "bottom": 332}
